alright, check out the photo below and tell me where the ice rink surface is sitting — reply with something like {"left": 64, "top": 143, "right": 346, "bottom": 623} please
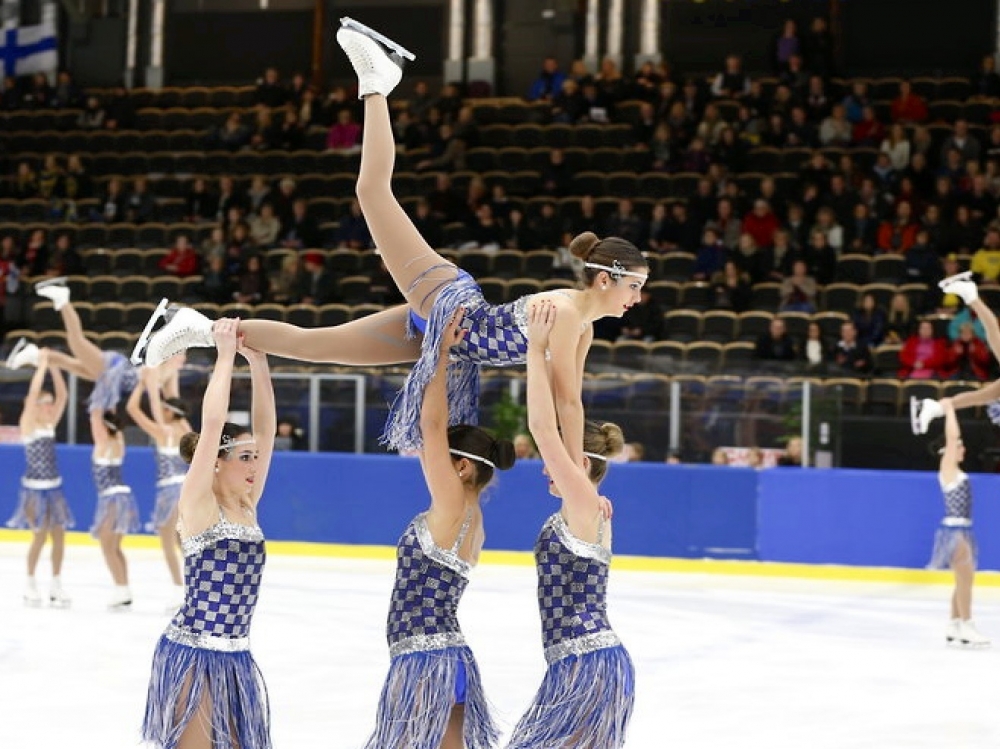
{"left": 1, "top": 541, "right": 999, "bottom": 749}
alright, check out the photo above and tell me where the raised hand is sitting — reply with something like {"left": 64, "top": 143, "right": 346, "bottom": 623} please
{"left": 440, "top": 306, "right": 466, "bottom": 355}
{"left": 213, "top": 318, "right": 240, "bottom": 358}
{"left": 527, "top": 299, "right": 556, "bottom": 349}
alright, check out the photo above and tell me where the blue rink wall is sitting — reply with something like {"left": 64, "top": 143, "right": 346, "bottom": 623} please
{"left": 2, "top": 445, "right": 998, "bottom": 571}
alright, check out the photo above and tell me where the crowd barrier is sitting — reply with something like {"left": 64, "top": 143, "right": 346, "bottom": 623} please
{"left": 1, "top": 445, "right": 996, "bottom": 571}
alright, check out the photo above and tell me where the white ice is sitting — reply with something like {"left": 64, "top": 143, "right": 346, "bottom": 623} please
{"left": 1, "top": 541, "right": 998, "bottom": 749}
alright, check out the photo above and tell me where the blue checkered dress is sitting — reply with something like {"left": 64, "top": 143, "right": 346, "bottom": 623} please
{"left": 143, "top": 513, "right": 271, "bottom": 749}
{"left": 90, "top": 455, "right": 140, "bottom": 535}
{"left": 365, "top": 511, "right": 498, "bottom": 749}
{"left": 929, "top": 471, "right": 977, "bottom": 569}
{"left": 147, "top": 445, "right": 187, "bottom": 532}
{"left": 506, "top": 513, "right": 635, "bottom": 749}
{"left": 383, "top": 271, "right": 532, "bottom": 452}
{"left": 6, "top": 427, "right": 74, "bottom": 530}
{"left": 88, "top": 351, "right": 139, "bottom": 412}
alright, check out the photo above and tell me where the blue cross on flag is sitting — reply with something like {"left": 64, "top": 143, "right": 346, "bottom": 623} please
{"left": 0, "top": 22, "right": 58, "bottom": 78}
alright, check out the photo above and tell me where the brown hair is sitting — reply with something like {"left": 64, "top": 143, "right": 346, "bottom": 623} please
{"left": 584, "top": 420, "right": 625, "bottom": 484}
{"left": 569, "top": 232, "right": 648, "bottom": 287}
{"left": 448, "top": 425, "right": 516, "bottom": 490}
{"left": 179, "top": 422, "right": 251, "bottom": 465}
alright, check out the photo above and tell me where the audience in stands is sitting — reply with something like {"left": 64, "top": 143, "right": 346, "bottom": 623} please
{"left": 755, "top": 317, "right": 798, "bottom": 362}
{"left": 898, "top": 320, "right": 948, "bottom": 379}
{"left": 832, "top": 321, "right": 874, "bottom": 375}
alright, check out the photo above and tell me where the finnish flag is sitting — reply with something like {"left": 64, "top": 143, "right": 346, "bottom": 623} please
{"left": 0, "top": 22, "right": 58, "bottom": 78}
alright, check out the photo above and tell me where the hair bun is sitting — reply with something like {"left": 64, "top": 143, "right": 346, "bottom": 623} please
{"left": 179, "top": 432, "right": 199, "bottom": 464}
{"left": 490, "top": 438, "right": 517, "bottom": 471}
{"left": 600, "top": 422, "right": 625, "bottom": 458}
{"left": 569, "top": 231, "right": 601, "bottom": 260}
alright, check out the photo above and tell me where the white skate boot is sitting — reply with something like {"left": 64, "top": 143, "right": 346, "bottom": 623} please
{"left": 910, "top": 396, "right": 943, "bottom": 435}
{"left": 35, "top": 276, "right": 70, "bottom": 311}
{"left": 131, "top": 299, "right": 215, "bottom": 367}
{"left": 6, "top": 338, "right": 39, "bottom": 370}
{"left": 945, "top": 618, "right": 960, "bottom": 645}
{"left": 23, "top": 578, "right": 41, "bottom": 607}
{"left": 956, "top": 620, "right": 991, "bottom": 649}
{"left": 336, "top": 17, "right": 414, "bottom": 100}
{"left": 108, "top": 585, "right": 133, "bottom": 611}
{"left": 49, "top": 578, "right": 71, "bottom": 609}
{"left": 938, "top": 270, "right": 978, "bottom": 304}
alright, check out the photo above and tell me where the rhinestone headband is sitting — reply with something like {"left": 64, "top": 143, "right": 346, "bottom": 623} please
{"left": 164, "top": 401, "right": 186, "bottom": 416}
{"left": 584, "top": 259, "right": 648, "bottom": 282}
{"left": 220, "top": 435, "right": 256, "bottom": 451}
{"left": 450, "top": 448, "right": 495, "bottom": 469}
{"left": 584, "top": 451, "right": 609, "bottom": 462}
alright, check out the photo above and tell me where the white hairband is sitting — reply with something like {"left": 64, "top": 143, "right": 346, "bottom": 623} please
{"left": 164, "top": 402, "right": 186, "bottom": 416}
{"left": 584, "top": 451, "right": 608, "bottom": 462}
{"left": 221, "top": 435, "right": 256, "bottom": 451}
{"left": 584, "top": 260, "right": 648, "bottom": 282}
{"left": 450, "top": 448, "right": 495, "bottom": 469}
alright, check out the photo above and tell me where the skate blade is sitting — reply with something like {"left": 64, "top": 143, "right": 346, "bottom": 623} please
{"left": 5, "top": 337, "right": 27, "bottom": 369}
{"left": 34, "top": 275, "right": 68, "bottom": 291}
{"left": 131, "top": 297, "right": 170, "bottom": 366}
{"left": 49, "top": 599, "right": 71, "bottom": 609}
{"left": 108, "top": 601, "right": 133, "bottom": 612}
{"left": 909, "top": 396, "right": 922, "bottom": 435}
{"left": 938, "top": 270, "right": 973, "bottom": 291}
{"left": 339, "top": 17, "right": 416, "bottom": 60}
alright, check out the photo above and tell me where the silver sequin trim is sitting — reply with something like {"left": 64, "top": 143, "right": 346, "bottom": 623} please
{"left": 158, "top": 446, "right": 181, "bottom": 456}
{"left": 181, "top": 518, "right": 264, "bottom": 557}
{"left": 22, "top": 477, "right": 62, "bottom": 490}
{"left": 544, "top": 630, "right": 621, "bottom": 664}
{"left": 99, "top": 485, "right": 131, "bottom": 497}
{"left": 512, "top": 295, "right": 531, "bottom": 337}
{"left": 549, "top": 513, "right": 612, "bottom": 565}
{"left": 942, "top": 517, "right": 973, "bottom": 527}
{"left": 414, "top": 514, "right": 472, "bottom": 578}
{"left": 156, "top": 475, "right": 186, "bottom": 488}
{"left": 24, "top": 428, "right": 56, "bottom": 443}
{"left": 389, "top": 631, "right": 467, "bottom": 658}
{"left": 164, "top": 623, "right": 251, "bottom": 652}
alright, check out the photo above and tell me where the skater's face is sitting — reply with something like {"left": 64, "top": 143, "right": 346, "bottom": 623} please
{"left": 36, "top": 393, "right": 55, "bottom": 423}
{"left": 216, "top": 432, "right": 259, "bottom": 495}
{"left": 597, "top": 268, "right": 647, "bottom": 317}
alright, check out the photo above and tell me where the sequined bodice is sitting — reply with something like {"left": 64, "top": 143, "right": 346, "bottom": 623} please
{"left": 535, "top": 513, "right": 618, "bottom": 661}
{"left": 940, "top": 471, "right": 972, "bottom": 519}
{"left": 454, "top": 294, "right": 530, "bottom": 366}
{"left": 171, "top": 518, "right": 266, "bottom": 640}
{"left": 24, "top": 429, "right": 58, "bottom": 480}
{"left": 386, "top": 512, "right": 472, "bottom": 651}
{"left": 155, "top": 445, "right": 187, "bottom": 482}
{"left": 92, "top": 457, "right": 125, "bottom": 494}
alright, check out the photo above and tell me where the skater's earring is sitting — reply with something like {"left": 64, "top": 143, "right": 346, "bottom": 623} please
{"left": 214, "top": 464, "right": 220, "bottom": 474}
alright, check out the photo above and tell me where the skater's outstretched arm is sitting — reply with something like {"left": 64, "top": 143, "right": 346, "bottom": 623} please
{"left": 49, "top": 360, "right": 67, "bottom": 423}
{"left": 127, "top": 374, "right": 164, "bottom": 442}
{"left": 20, "top": 351, "right": 50, "bottom": 432}
{"left": 241, "top": 343, "right": 275, "bottom": 507}
{"left": 939, "top": 399, "right": 962, "bottom": 485}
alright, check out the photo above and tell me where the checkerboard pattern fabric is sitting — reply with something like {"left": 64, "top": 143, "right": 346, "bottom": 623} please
{"left": 942, "top": 473, "right": 972, "bottom": 519}
{"left": 535, "top": 514, "right": 613, "bottom": 651}
{"left": 453, "top": 296, "right": 530, "bottom": 366}
{"left": 172, "top": 531, "right": 266, "bottom": 639}
{"left": 24, "top": 429, "right": 59, "bottom": 480}
{"left": 386, "top": 514, "right": 470, "bottom": 648}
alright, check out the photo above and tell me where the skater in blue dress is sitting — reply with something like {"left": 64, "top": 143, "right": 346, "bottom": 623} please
{"left": 5, "top": 348, "right": 73, "bottom": 608}
{"left": 366, "top": 308, "right": 515, "bottom": 749}
{"left": 127, "top": 359, "right": 191, "bottom": 606}
{"left": 928, "top": 398, "right": 990, "bottom": 648}
{"left": 131, "top": 18, "right": 649, "bottom": 467}
{"left": 90, "top": 408, "right": 140, "bottom": 610}
{"left": 506, "top": 300, "right": 635, "bottom": 749}
{"left": 142, "top": 317, "right": 276, "bottom": 749}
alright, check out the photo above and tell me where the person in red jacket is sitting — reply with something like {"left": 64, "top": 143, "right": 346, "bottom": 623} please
{"left": 877, "top": 200, "right": 919, "bottom": 254}
{"left": 890, "top": 80, "right": 928, "bottom": 124}
{"left": 945, "top": 322, "right": 992, "bottom": 381}
{"left": 899, "top": 319, "right": 949, "bottom": 379}
{"left": 157, "top": 234, "right": 200, "bottom": 278}
{"left": 741, "top": 199, "right": 780, "bottom": 249}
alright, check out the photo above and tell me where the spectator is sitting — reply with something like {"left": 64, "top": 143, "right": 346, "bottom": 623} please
{"left": 201, "top": 254, "right": 232, "bottom": 304}
{"left": 842, "top": 80, "right": 871, "bottom": 124}
{"left": 851, "top": 292, "right": 888, "bottom": 347}
{"left": 884, "top": 292, "right": 915, "bottom": 344}
{"left": 818, "top": 104, "right": 852, "bottom": 147}
{"left": 705, "top": 197, "right": 742, "bottom": 250}
{"left": 271, "top": 108, "right": 305, "bottom": 150}
{"left": 246, "top": 176, "right": 272, "bottom": 215}
{"left": 502, "top": 208, "right": 538, "bottom": 251}
{"left": 693, "top": 227, "right": 728, "bottom": 280}
{"left": 780, "top": 259, "right": 818, "bottom": 313}
{"left": 234, "top": 254, "right": 269, "bottom": 305}
{"left": 248, "top": 105, "right": 275, "bottom": 150}
{"left": 270, "top": 254, "right": 302, "bottom": 305}
{"left": 712, "top": 126, "right": 747, "bottom": 172}
{"left": 214, "top": 112, "right": 250, "bottom": 151}
{"left": 755, "top": 318, "right": 798, "bottom": 361}
{"left": 158, "top": 235, "right": 200, "bottom": 278}
{"left": 274, "top": 417, "right": 306, "bottom": 451}
{"left": 756, "top": 228, "right": 796, "bottom": 284}
{"left": 200, "top": 225, "right": 227, "bottom": 263}
{"left": 804, "top": 229, "right": 837, "bottom": 285}
{"left": 279, "top": 199, "right": 320, "bottom": 249}
{"left": 76, "top": 96, "right": 105, "bottom": 129}
{"left": 298, "top": 86, "right": 323, "bottom": 127}
{"left": 51, "top": 70, "right": 84, "bottom": 109}
{"left": 255, "top": 67, "right": 287, "bottom": 107}
{"left": 852, "top": 106, "right": 885, "bottom": 147}
{"left": 741, "top": 199, "right": 780, "bottom": 249}
{"left": 186, "top": 178, "right": 218, "bottom": 223}
{"left": 632, "top": 101, "right": 659, "bottom": 144}
{"left": 802, "top": 16, "right": 835, "bottom": 76}
{"left": 936, "top": 254, "right": 965, "bottom": 312}
{"left": 812, "top": 206, "right": 844, "bottom": 253}
{"left": 942, "top": 204, "right": 983, "bottom": 255}
{"left": 411, "top": 198, "right": 444, "bottom": 248}
{"left": 832, "top": 321, "right": 874, "bottom": 375}
{"left": 880, "top": 123, "right": 912, "bottom": 172}
{"left": 905, "top": 229, "right": 943, "bottom": 287}
{"left": 970, "top": 228, "right": 1000, "bottom": 283}
{"left": 468, "top": 204, "right": 503, "bottom": 251}
{"left": 801, "top": 321, "right": 827, "bottom": 370}
{"left": 249, "top": 203, "right": 281, "bottom": 248}
{"left": 46, "top": 233, "right": 83, "bottom": 278}
{"left": 964, "top": 174, "right": 996, "bottom": 223}
{"left": 326, "top": 109, "right": 361, "bottom": 151}
{"left": 416, "top": 124, "right": 466, "bottom": 172}
{"left": 333, "top": 198, "right": 373, "bottom": 250}
{"left": 13, "top": 161, "right": 38, "bottom": 199}
{"left": 711, "top": 448, "right": 730, "bottom": 466}
{"left": 876, "top": 200, "right": 918, "bottom": 254}
{"left": 679, "top": 136, "right": 711, "bottom": 173}
{"left": 125, "top": 177, "right": 158, "bottom": 224}
{"left": 551, "top": 78, "right": 587, "bottom": 124}
{"left": 973, "top": 53, "right": 1000, "bottom": 98}
{"left": 658, "top": 202, "right": 701, "bottom": 253}
{"left": 541, "top": 148, "right": 572, "bottom": 197}
{"left": 710, "top": 260, "right": 751, "bottom": 312}
{"left": 898, "top": 319, "right": 948, "bottom": 379}
{"left": 890, "top": 80, "right": 928, "bottom": 124}
{"left": 619, "top": 289, "right": 663, "bottom": 341}
{"left": 785, "top": 106, "right": 818, "bottom": 149}
{"left": 528, "top": 57, "right": 567, "bottom": 102}
{"left": 696, "top": 103, "right": 727, "bottom": 146}
{"left": 945, "top": 322, "right": 992, "bottom": 381}
{"left": 529, "top": 202, "right": 563, "bottom": 249}
{"left": 777, "top": 436, "right": 804, "bottom": 467}
{"left": 368, "top": 256, "right": 406, "bottom": 306}
{"left": 63, "top": 154, "right": 91, "bottom": 204}
{"left": 97, "top": 177, "right": 127, "bottom": 223}
{"left": 939, "top": 119, "right": 982, "bottom": 167}
{"left": 604, "top": 198, "right": 648, "bottom": 248}
{"left": 295, "top": 250, "right": 335, "bottom": 305}
{"left": 948, "top": 306, "right": 986, "bottom": 343}
{"left": 711, "top": 54, "right": 750, "bottom": 99}
{"left": 843, "top": 203, "right": 877, "bottom": 254}
{"left": 105, "top": 85, "right": 136, "bottom": 130}
{"left": 771, "top": 19, "right": 801, "bottom": 72}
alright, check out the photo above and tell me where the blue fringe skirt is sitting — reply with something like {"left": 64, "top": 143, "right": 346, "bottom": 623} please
{"left": 142, "top": 635, "right": 271, "bottom": 749}
{"left": 506, "top": 644, "right": 635, "bottom": 749}
{"left": 382, "top": 270, "right": 529, "bottom": 452}
{"left": 928, "top": 523, "right": 978, "bottom": 569}
{"left": 147, "top": 480, "right": 183, "bottom": 533}
{"left": 88, "top": 351, "right": 139, "bottom": 412}
{"left": 364, "top": 645, "right": 498, "bottom": 749}
{"left": 90, "top": 488, "right": 140, "bottom": 536}
{"left": 6, "top": 483, "right": 74, "bottom": 530}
